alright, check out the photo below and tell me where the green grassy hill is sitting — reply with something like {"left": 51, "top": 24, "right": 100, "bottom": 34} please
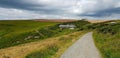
{"left": 0, "top": 20, "right": 58, "bottom": 49}
{"left": 0, "top": 20, "right": 58, "bottom": 36}
{"left": 0, "top": 20, "right": 90, "bottom": 49}
{"left": 0, "top": 20, "right": 90, "bottom": 58}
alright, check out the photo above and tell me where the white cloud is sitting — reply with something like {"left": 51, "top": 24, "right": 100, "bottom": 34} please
{"left": 0, "top": 8, "right": 45, "bottom": 19}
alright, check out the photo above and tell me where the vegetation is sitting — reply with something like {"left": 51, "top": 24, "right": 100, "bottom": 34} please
{"left": 26, "top": 44, "right": 59, "bottom": 58}
{"left": 1, "top": 19, "right": 120, "bottom": 58}
{"left": 0, "top": 20, "right": 58, "bottom": 49}
{"left": 93, "top": 20, "right": 120, "bottom": 58}
{"left": 0, "top": 31, "right": 87, "bottom": 58}
{"left": 0, "top": 20, "right": 90, "bottom": 49}
{"left": 24, "top": 20, "right": 90, "bottom": 58}
{"left": 25, "top": 31, "right": 87, "bottom": 58}
{"left": 61, "top": 20, "right": 90, "bottom": 30}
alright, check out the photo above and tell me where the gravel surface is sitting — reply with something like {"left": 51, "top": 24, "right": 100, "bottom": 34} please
{"left": 60, "top": 32, "right": 101, "bottom": 58}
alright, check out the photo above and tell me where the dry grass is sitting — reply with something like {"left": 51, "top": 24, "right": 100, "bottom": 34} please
{"left": 0, "top": 31, "right": 86, "bottom": 58}
{"left": 0, "top": 38, "right": 58, "bottom": 58}
{"left": 88, "top": 20, "right": 110, "bottom": 23}
{"left": 51, "top": 31, "right": 86, "bottom": 58}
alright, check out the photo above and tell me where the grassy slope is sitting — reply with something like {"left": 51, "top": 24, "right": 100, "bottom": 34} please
{"left": 93, "top": 31, "right": 120, "bottom": 58}
{"left": 0, "top": 20, "right": 58, "bottom": 49}
{"left": 25, "top": 20, "right": 90, "bottom": 58}
{"left": 0, "top": 20, "right": 90, "bottom": 49}
{"left": 25, "top": 31, "right": 87, "bottom": 58}
{"left": 0, "top": 20, "right": 90, "bottom": 58}
{"left": 93, "top": 20, "right": 120, "bottom": 58}
{"left": 0, "top": 31, "right": 87, "bottom": 58}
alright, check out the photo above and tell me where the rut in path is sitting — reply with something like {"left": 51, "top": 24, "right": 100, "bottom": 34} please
{"left": 60, "top": 32, "right": 101, "bottom": 58}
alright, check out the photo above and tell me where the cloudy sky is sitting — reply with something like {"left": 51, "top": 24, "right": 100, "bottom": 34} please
{"left": 0, "top": 0, "right": 120, "bottom": 20}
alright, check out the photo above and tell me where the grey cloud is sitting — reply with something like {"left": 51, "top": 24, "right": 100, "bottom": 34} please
{"left": 0, "top": 0, "right": 64, "bottom": 15}
{"left": 79, "top": 7, "right": 120, "bottom": 17}
{"left": 0, "top": 0, "right": 120, "bottom": 19}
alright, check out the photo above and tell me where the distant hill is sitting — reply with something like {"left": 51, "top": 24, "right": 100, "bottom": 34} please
{"left": 34, "top": 19, "right": 117, "bottom": 23}
{"left": 34, "top": 19, "right": 78, "bottom": 22}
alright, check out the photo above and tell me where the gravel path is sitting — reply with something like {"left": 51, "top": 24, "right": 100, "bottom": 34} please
{"left": 60, "top": 32, "right": 101, "bottom": 58}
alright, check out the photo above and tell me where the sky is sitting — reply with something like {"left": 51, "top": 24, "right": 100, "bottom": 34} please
{"left": 0, "top": 0, "right": 120, "bottom": 20}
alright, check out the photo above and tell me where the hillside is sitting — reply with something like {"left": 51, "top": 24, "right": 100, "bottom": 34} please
{"left": 93, "top": 20, "right": 120, "bottom": 58}
{"left": 0, "top": 20, "right": 59, "bottom": 49}
{"left": 0, "top": 20, "right": 90, "bottom": 49}
{"left": 0, "top": 19, "right": 119, "bottom": 58}
{"left": 0, "top": 20, "right": 90, "bottom": 58}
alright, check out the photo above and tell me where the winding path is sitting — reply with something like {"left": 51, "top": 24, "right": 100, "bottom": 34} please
{"left": 60, "top": 32, "right": 101, "bottom": 58}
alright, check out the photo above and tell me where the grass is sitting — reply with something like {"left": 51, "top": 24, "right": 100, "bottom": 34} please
{"left": 0, "top": 20, "right": 90, "bottom": 58}
{"left": 0, "top": 31, "right": 87, "bottom": 58}
{"left": 1, "top": 19, "right": 119, "bottom": 58}
{"left": 25, "top": 31, "right": 87, "bottom": 58}
{"left": 0, "top": 20, "right": 58, "bottom": 49}
{"left": 93, "top": 20, "right": 120, "bottom": 58}
{"left": 52, "top": 31, "right": 88, "bottom": 58}
{"left": 24, "top": 20, "right": 90, "bottom": 58}
{"left": 26, "top": 44, "right": 59, "bottom": 58}
{"left": 0, "top": 20, "right": 90, "bottom": 49}
{"left": 0, "top": 20, "right": 57, "bottom": 35}
{"left": 93, "top": 32, "right": 120, "bottom": 58}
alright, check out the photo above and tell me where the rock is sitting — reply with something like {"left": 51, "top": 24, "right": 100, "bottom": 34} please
{"left": 24, "top": 38, "right": 29, "bottom": 40}
{"left": 35, "top": 30, "right": 39, "bottom": 33}
{"left": 27, "top": 36, "right": 33, "bottom": 39}
{"left": 34, "top": 36, "right": 40, "bottom": 39}
{"left": 16, "top": 41, "right": 20, "bottom": 43}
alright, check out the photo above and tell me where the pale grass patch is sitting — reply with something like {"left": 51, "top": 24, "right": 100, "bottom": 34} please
{"left": 0, "top": 38, "right": 58, "bottom": 58}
